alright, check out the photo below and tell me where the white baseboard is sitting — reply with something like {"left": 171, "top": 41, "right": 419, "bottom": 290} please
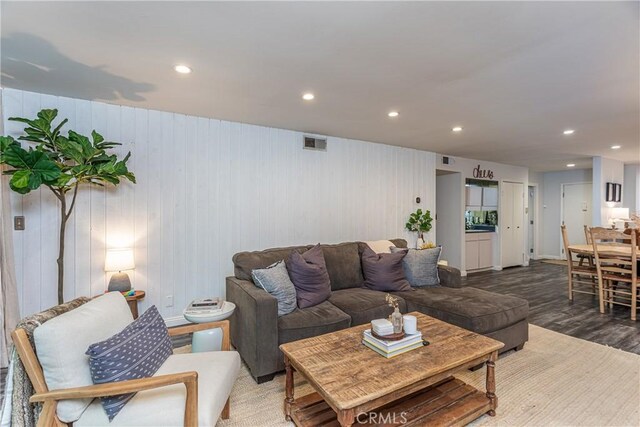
{"left": 461, "top": 270, "right": 468, "bottom": 277}
{"left": 541, "top": 255, "right": 561, "bottom": 260}
{"left": 492, "top": 266, "right": 503, "bottom": 271}
{"left": 164, "top": 315, "right": 190, "bottom": 328}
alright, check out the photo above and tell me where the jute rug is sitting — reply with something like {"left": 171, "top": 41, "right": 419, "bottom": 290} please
{"left": 216, "top": 325, "right": 640, "bottom": 426}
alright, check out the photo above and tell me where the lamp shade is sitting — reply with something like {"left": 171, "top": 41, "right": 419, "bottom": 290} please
{"left": 105, "top": 248, "right": 135, "bottom": 272}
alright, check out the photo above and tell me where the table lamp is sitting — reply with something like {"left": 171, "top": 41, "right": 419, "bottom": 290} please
{"left": 105, "top": 248, "right": 135, "bottom": 292}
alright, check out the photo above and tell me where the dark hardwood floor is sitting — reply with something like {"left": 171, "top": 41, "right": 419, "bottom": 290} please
{"left": 464, "top": 260, "right": 640, "bottom": 354}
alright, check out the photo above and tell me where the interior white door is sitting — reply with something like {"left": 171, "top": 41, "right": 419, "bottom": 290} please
{"left": 502, "top": 181, "right": 525, "bottom": 268}
{"left": 561, "top": 183, "right": 592, "bottom": 259}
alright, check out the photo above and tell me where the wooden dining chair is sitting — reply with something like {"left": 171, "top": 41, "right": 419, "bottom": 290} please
{"left": 561, "top": 225, "right": 598, "bottom": 300}
{"left": 590, "top": 227, "right": 638, "bottom": 321}
{"left": 577, "top": 225, "right": 594, "bottom": 267}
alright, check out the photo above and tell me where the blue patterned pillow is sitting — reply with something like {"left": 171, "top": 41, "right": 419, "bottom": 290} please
{"left": 85, "top": 305, "right": 172, "bottom": 421}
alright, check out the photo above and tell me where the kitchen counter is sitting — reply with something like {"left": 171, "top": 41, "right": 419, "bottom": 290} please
{"left": 465, "top": 229, "right": 495, "bottom": 234}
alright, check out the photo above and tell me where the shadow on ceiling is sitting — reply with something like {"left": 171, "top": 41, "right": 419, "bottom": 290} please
{"left": 1, "top": 32, "right": 155, "bottom": 102}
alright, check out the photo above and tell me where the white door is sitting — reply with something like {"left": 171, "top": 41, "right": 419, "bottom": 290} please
{"left": 502, "top": 181, "right": 525, "bottom": 268}
{"left": 561, "top": 183, "right": 592, "bottom": 259}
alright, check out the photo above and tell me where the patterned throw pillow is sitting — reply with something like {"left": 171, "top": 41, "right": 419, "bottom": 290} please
{"left": 391, "top": 246, "right": 441, "bottom": 287}
{"left": 252, "top": 260, "right": 298, "bottom": 316}
{"left": 85, "top": 305, "right": 172, "bottom": 421}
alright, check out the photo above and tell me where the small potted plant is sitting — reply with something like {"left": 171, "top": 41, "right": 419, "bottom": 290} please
{"left": 405, "top": 208, "right": 433, "bottom": 249}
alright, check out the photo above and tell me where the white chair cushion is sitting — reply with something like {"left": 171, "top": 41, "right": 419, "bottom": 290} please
{"left": 33, "top": 292, "right": 134, "bottom": 422}
{"left": 364, "top": 240, "right": 396, "bottom": 254}
{"left": 76, "top": 351, "right": 241, "bottom": 427}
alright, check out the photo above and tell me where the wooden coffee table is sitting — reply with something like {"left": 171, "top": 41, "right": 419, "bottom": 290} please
{"left": 280, "top": 312, "right": 504, "bottom": 426}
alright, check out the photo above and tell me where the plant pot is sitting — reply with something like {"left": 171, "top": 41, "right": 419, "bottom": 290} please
{"left": 416, "top": 236, "right": 425, "bottom": 249}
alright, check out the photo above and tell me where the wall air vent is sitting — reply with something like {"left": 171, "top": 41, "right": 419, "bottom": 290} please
{"left": 442, "top": 156, "right": 455, "bottom": 165}
{"left": 303, "top": 135, "right": 327, "bottom": 151}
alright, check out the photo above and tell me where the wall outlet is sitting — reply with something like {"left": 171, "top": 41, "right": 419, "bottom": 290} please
{"left": 165, "top": 295, "right": 174, "bottom": 307}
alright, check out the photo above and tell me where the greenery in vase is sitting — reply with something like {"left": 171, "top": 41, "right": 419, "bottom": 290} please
{"left": 405, "top": 208, "right": 433, "bottom": 240}
{"left": 0, "top": 109, "right": 136, "bottom": 304}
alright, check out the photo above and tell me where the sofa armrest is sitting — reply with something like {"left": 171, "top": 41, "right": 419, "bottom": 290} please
{"left": 438, "top": 265, "right": 462, "bottom": 288}
{"left": 225, "top": 277, "right": 279, "bottom": 380}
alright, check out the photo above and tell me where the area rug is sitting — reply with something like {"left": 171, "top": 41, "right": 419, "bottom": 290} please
{"left": 216, "top": 325, "right": 639, "bottom": 426}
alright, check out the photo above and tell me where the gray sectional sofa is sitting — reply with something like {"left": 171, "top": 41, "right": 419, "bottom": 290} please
{"left": 226, "top": 239, "right": 529, "bottom": 383}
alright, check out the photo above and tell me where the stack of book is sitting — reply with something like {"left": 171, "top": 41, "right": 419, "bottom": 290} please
{"left": 184, "top": 298, "right": 224, "bottom": 316}
{"left": 362, "top": 329, "right": 424, "bottom": 358}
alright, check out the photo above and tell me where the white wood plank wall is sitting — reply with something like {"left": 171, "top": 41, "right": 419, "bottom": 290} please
{"left": 2, "top": 88, "right": 436, "bottom": 320}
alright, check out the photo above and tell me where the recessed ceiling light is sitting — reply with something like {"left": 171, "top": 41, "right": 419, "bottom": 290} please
{"left": 566, "top": 163, "right": 576, "bottom": 168}
{"left": 388, "top": 111, "right": 399, "bottom": 118}
{"left": 452, "top": 126, "right": 463, "bottom": 132}
{"left": 611, "top": 145, "right": 621, "bottom": 149}
{"left": 302, "top": 93, "right": 315, "bottom": 101}
{"left": 563, "top": 129, "right": 575, "bottom": 135}
{"left": 174, "top": 65, "right": 192, "bottom": 74}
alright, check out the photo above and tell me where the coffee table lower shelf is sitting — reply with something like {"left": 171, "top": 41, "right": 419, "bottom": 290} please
{"left": 289, "top": 377, "right": 491, "bottom": 427}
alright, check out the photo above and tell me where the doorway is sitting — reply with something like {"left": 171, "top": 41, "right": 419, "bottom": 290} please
{"left": 527, "top": 185, "right": 537, "bottom": 260}
{"left": 560, "top": 182, "right": 592, "bottom": 259}
{"left": 436, "top": 170, "right": 463, "bottom": 270}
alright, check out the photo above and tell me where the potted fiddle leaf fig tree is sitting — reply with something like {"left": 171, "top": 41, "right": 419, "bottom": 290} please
{"left": 0, "top": 109, "right": 135, "bottom": 304}
{"left": 405, "top": 208, "right": 433, "bottom": 249}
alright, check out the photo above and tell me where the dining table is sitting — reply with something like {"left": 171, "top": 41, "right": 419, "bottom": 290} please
{"left": 568, "top": 244, "right": 633, "bottom": 257}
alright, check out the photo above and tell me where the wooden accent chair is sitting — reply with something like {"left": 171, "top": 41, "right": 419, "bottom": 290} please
{"left": 11, "top": 293, "right": 240, "bottom": 426}
{"left": 561, "top": 225, "right": 598, "bottom": 300}
{"left": 590, "top": 227, "right": 638, "bottom": 320}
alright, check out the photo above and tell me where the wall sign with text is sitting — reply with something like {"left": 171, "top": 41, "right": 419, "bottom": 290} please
{"left": 472, "top": 165, "right": 495, "bottom": 180}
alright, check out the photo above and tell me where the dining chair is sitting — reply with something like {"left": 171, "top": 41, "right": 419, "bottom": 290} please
{"left": 561, "top": 225, "right": 598, "bottom": 300}
{"left": 577, "top": 225, "right": 594, "bottom": 267}
{"left": 590, "top": 227, "right": 637, "bottom": 321}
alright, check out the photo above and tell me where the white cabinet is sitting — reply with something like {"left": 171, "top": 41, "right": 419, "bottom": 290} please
{"left": 466, "top": 186, "right": 482, "bottom": 208}
{"left": 482, "top": 187, "right": 498, "bottom": 209}
{"left": 501, "top": 182, "right": 525, "bottom": 268}
{"left": 465, "top": 233, "right": 494, "bottom": 271}
{"left": 465, "top": 239, "right": 480, "bottom": 270}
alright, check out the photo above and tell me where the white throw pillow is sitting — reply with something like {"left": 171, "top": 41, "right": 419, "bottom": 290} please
{"left": 34, "top": 292, "right": 134, "bottom": 422}
{"left": 364, "top": 240, "right": 396, "bottom": 254}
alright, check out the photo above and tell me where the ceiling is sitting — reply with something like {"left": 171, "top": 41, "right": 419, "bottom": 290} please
{"left": 1, "top": 1, "right": 638, "bottom": 171}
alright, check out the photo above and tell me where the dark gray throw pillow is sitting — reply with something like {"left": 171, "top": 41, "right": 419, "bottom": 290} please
{"left": 252, "top": 260, "right": 297, "bottom": 316}
{"left": 287, "top": 244, "right": 332, "bottom": 308}
{"left": 361, "top": 246, "right": 412, "bottom": 291}
{"left": 86, "top": 305, "right": 172, "bottom": 421}
{"left": 391, "top": 246, "right": 441, "bottom": 287}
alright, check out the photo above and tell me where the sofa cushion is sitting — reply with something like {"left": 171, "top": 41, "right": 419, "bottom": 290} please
{"left": 33, "top": 292, "right": 134, "bottom": 423}
{"left": 278, "top": 301, "right": 351, "bottom": 344}
{"left": 391, "top": 247, "right": 441, "bottom": 287}
{"left": 251, "top": 260, "right": 297, "bottom": 316}
{"left": 86, "top": 305, "right": 173, "bottom": 420}
{"left": 394, "top": 287, "right": 529, "bottom": 334}
{"left": 76, "top": 351, "right": 241, "bottom": 427}
{"left": 361, "top": 247, "right": 411, "bottom": 292}
{"left": 320, "top": 242, "right": 365, "bottom": 291}
{"left": 329, "top": 288, "right": 408, "bottom": 326}
{"left": 287, "top": 244, "right": 332, "bottom": 308}
{"left": 233, "top": 245, "right": 312, "bottom": 282}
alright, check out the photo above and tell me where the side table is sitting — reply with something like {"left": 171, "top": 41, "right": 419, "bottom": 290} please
{"left": 124, "top": 290, "right": 145, "bottom": 319}
{"left": 183, "top": 301, "right": 235, "bottom": 352}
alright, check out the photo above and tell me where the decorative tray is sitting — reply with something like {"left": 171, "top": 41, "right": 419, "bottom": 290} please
{"left": 371, "top": 330, "right": 405, "bottom": 341}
